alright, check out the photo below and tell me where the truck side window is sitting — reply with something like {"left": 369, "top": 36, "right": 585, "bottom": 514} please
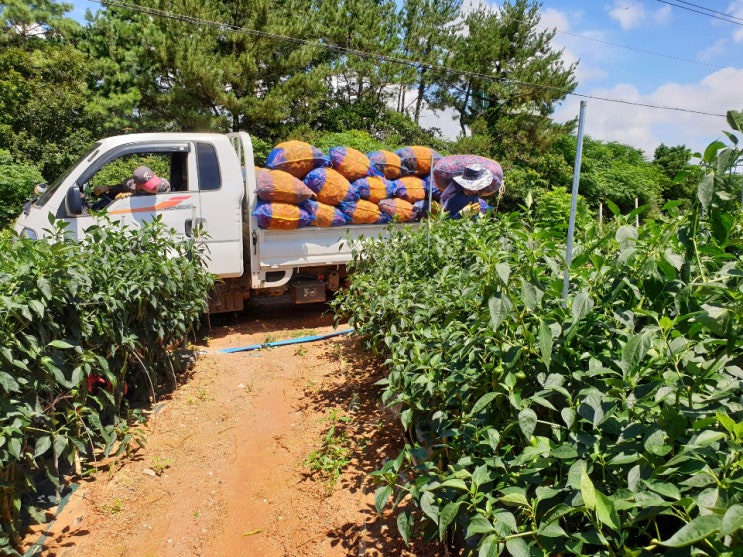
{"left": 196, "top": 142, "right": 221, "bottom": 191}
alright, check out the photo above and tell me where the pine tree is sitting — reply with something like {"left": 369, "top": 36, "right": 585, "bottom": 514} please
{"left": 396, "top": 0, "right": 461, "bottom": 123}
{"left": 437, "top": 0, "right": 577, "bottom": 162}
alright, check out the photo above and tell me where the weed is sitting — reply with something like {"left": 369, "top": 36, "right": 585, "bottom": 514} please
{"left": 151, "top": 455, "right": 172, "bottom": 476}
{"left": 304, "top": 408, "right": 355, "bottom": 492}
{"left": 294, "top": 345, "right": 307, "bottom": 357}
{"left": 101, "top": 498, "right": 123, "bottom": 515}
{"left": 290, "top": 328, "right": 317, "bottom": 339}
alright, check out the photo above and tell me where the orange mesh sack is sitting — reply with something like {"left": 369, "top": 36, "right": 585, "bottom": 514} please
{"left": 303, "top": 167, "right": 359, "bottom": 206}
{"left": 255, "top": 167, "right": 316, "bottom": 203}
{"left": 302, "top": 200, "right": 351, "bottom": 227}
{"left": 352, "top": 176, "right": 396, "bottom": 204}
{"left": 265, "top": 140, "right": 328, "bottom": 178}
{"left": 394, "top": 176, "right": 427, "bottom": 203}
{"left": 395, "top": 146, "right": 442, "bottom": 177}
{"left": 329, "top": 146, "right": 370, "bottom": 181}
{"left": 339, "top": 199, "right": 391, "bottom": 224}
{"left": 253, "top": 201, "right": 314, "bottom": 230}
{"left": 379, "top": 198, "right": 415, "bottom": 222}
{"left": 367, "top": 150, "right": 402, "bottom": 180}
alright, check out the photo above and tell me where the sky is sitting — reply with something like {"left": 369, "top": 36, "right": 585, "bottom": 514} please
{"left": 68, "top": 0, "right": 743, "bottom": 159}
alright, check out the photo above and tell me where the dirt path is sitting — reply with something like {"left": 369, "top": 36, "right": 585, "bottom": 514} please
{"left": 19, "top": 303, "right": 444, "bottom": 557}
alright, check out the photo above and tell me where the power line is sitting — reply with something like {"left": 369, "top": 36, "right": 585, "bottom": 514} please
{"left": 549, "top": 27, "right": 725, "bottom": 70}
{"left": 95, "top": 0, "right": 726, "bottom": 119}
{"left": 657, "top": 0, "right": 743, "bottom": 25}
{"left": 668, "top": 0, "right": 743, "bottom": 23}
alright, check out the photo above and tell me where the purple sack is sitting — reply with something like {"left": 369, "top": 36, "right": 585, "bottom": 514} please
{"left": 433, "top": 155, "right": 504, "bottom": 197}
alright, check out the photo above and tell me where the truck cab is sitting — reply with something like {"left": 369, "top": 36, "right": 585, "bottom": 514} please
{"left": 15, "top": 133, "right": 250, "bottom": 280}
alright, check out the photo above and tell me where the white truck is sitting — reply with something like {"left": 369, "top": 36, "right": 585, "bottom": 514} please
{"left": 14, "top": 132, "right": 417, "bottom": 313}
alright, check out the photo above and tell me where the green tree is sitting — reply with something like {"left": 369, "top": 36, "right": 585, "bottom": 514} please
{"left": 312, "top": 0, "right": 401, "bottom": 134}
{"left": 396, "top": 0, "right": 461, "bottom": 124}
{"left": 559, "top": 135, "right": 664, "bottom": 213}
{"left": 0, "top": 150, "right": 43, "bottom": 228}
{"left": 0, "top": 0, "right": 78, "bottom": 43}
{"left": 653, "top": 143, "right": 703, "bottom": 203}
{"left": 437, "top": 0, "right": 577, "bottom": 164}
{"left": 0, "top": 44, "right": 97, "bottom": 180}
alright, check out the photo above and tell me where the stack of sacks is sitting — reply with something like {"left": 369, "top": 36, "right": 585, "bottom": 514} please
{"left": 254, "top": 140, "right": 449, "bottom": 229}
{"left": 253, "top": 167, "right": 317, "bottom": 230}
{"left": 377, "top": 146, "right": 444, "bottom": 221}
{"left": 254, "top": 140, "right": 330, "bottom": 229}
{"left": 325, "top": 146, "right": 389, "bottom": 225}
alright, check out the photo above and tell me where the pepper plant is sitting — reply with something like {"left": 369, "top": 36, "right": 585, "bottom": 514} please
{"left": 333, "top": 116, "right": 743, "bottom": 555}
{"left": 0, "top": 216, "right": 213, "bottom": 552}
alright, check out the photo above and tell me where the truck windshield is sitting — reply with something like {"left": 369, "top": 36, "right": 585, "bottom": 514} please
{"left": 33, "top": 142, "right": 102, "bottom": 208}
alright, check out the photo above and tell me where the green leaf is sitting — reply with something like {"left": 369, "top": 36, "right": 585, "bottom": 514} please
{"left": 478, "top": 534, "right": 499, "bottom": 557}
{"left": 466, "top": 514, "right": 495, "bottom": 538}
{"left": 688, "top": 429, "right": 726, "bottom": 449}
{"left": 661, "top": 515, "right": 722, "bottom": 547}
{"left": 37, "top": 277, "right": 52, "bottom": 300}
{"left": 500, "top": 490, "right": 530, "bottom": 508}
{"left": 400, "top": 408, "right": 412, "bottom": 430}
{"left": 375, "top": 485, "right": 392, "bottom": 514}
{"left": 644, "top": 429, "right": 667, "bottom": 455}
{"left": 397, "top": 510, "right": 412, "bottom": 546}
{"left": 645, "top": 481, "right": 681, "bottom": 501}
{"left": 697, "top": 174, "right": 714, "bottom": 211}
{"left": 439, "top": 478, "right": 468, "bottom": 491}
{"left": 595, "top": 491, "right": 621, "bottom": 531}
{"left": 34, "top": 436, "right": 52, "bottom": 458}
{"left": 505, "top": 537, "right": 529, "bottom": 557}
{"left": 438, "top": 501, "right": 462, "bottom": 539}
{"left": 471, "top": 392, "right": 497, "bottom": 415}
{"left": 420, "top": 491, "right": 439, "bottom": 523}
{"left": 621, "top": 333, "right": 651, "bottom": 377}
{"left": 520, "top": 279, "right": 542, "bottom": 311}
{"left": 518, "top": 408, "right": 537, "bottom": 439}
{"left": 539, "top": 321, "right": 552, "bottom": 371}
{"left": 48, "top": 340, "right": 75, "bottom": 349}
{"left": 571, "top": 290, "right": 593, "bottom": 322}
{"left": 561, "top": 407, "right": 575, "bottom": 428}
{"left": 580, "top": 468, "right": 596, "bottom": 511}
{"left": 488, "top": 294, "right": 513, "bottom": 331}
{"left": 53, "top": 434, "right": 67, "bottom": 460}
{"left": 720, "top": 504, "right": 743, "bottom": 537}
{"left": 495, "top": 262, "right": 510, "bottom": 285}
{"left": 0, "top": 372, "right": 20, "bottom": 393}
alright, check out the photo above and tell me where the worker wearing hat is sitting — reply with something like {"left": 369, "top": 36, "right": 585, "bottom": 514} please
{"left": 440, "top": 164, "right": 493, "bottom": 219}
{"left": 125, "top": 165, "right": 171, "bottom": 194}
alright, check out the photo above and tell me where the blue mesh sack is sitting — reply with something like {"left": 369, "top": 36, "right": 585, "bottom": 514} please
{"left": 352, "top": 176, "right": 396, "bottom": 204}
{"left": 366, "top": 150, "right": 402, "bottom": 180}
{"left": 253, "top": 200, "right": 314, "bottom": 230}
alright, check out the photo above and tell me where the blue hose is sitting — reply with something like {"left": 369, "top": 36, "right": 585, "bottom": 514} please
{"left": 217, "top": 328, "right": 354, "bottom": 354}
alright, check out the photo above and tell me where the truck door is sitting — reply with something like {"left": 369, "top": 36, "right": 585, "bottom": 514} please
{"left": 191, "top": 139, "right": 245, "bottom": 277}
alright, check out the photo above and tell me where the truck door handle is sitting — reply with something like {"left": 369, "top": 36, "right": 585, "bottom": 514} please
{"left": 185, "top": 218, "right": 206, "bottom": 237}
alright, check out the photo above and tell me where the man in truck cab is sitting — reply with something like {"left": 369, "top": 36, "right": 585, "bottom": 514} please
{"left": 90, "top": 165, "right": 171, "bottom": 209}
{"left": 126, "top": 165, "right": 171, "bottom": 195}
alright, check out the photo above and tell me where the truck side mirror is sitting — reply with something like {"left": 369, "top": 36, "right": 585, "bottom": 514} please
{"left": 65, "top": 186, "right": 84, "bottom": 216}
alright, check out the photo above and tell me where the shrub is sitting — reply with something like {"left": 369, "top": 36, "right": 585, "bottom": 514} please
{"left": 0, "top": 217, "right": 213, "bottom": 550}
{"left": 333, "top": 192, "right": 743, "bottom": 554}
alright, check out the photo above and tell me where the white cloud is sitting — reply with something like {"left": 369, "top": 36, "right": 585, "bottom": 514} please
{"left": 553, "top": 68, "right": 743, "bottom": 157}
{"left": 607, "top": 0, "right": 670, "bottom": 31}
